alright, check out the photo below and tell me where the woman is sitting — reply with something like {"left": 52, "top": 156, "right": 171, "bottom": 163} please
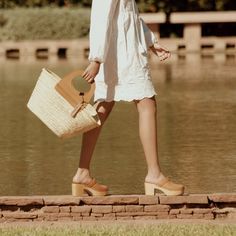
{"left": 72, "top": 0, "right": 185, "bottom": 196}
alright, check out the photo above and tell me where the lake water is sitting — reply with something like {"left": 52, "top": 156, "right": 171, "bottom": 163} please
{"left": 0, "top": 55, "right": 236, "bottom": 196}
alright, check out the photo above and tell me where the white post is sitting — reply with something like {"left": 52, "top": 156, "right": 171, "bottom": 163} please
{"left": 184, "top": 23, "right": 201, "bottom": 52}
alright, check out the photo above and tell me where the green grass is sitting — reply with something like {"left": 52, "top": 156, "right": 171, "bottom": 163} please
{"left": 0, "top": 222, "right": 235, "bottom": 236}
{"left": 0, "top": 7, "right": 90, "bottom": 41}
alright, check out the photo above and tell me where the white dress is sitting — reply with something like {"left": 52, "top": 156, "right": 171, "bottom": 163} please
{"left": 88, "top": 0, "right": 158, "bottom": 102}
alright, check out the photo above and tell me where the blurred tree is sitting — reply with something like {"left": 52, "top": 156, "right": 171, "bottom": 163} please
{"left": 136, "top": 0, "right": 236, "bottom": 12}
{"left": 0, "top": 0, "right": 236, "bottom": 11}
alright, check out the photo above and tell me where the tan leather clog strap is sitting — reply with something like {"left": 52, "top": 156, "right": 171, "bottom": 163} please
{"left": 158, "top": 177, "right": 170, "bottom": 187}
{"left": 145, "top": 176, "right": 170, "bottom": 187}
{"left": 86, "top": 178, "right": 97, "bottom": 187}
{"left": 86, "top": 178, "right": 108, "bottom": 192}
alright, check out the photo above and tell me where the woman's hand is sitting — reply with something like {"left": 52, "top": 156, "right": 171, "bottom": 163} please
{"left": 82, "top": 61, "right": 101, "bottom": 83}
{"left": 150, "top": 43, "right": 171, "bottom": 61}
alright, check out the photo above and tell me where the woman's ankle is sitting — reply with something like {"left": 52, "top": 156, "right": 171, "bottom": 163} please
{"left": 73, "top": 167, "right": 93, "bottom": 184}
{"left": 145, "top": 171, "right": 165, "bottom": 183}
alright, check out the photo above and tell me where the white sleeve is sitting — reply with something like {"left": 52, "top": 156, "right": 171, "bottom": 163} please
{"left": 139, "top": 17, "right": 158, "bottom": 48}
{"left": 88, "top": 0, "right": 119, "bottom": 63}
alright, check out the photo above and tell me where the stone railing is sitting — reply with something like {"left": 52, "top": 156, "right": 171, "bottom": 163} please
{"left": 0, "top": 39, "right": 89, "bottom": 61}
{"left": 142, "top": 11, "right": 236, "bottom": 53}
{"left": 0, "top": 193, "right": 235, "bottom": 222}
{"left": 0, "top": 11, "right": 235, "bottom": 61}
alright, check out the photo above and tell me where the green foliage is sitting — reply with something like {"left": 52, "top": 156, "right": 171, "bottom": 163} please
{"left": 0, "top": 7, "right": 90, "bottom": 41}
{"left": 0, "top": 0, "right": 92, "bottom": 8}
{"left": 136, "top": 0, "right": 236, "bottom": 13}
{"left": 1, "top": 0, "right": 236, "bottom": 12}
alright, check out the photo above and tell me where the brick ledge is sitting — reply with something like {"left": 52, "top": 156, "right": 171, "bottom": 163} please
{"left": 0, "top": 193, "right": 235, "bottom": 222}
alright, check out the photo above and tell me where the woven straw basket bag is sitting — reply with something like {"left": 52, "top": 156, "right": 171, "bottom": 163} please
{"left": 27, "top": 68, "right": 101, "bottom": 138}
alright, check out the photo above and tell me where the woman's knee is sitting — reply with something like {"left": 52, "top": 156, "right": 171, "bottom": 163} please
{"left": 135, "top": 96, "right": 157, "bottom": 114}
{"left": 95, "top": 100, "right": 115, "bottom": 116}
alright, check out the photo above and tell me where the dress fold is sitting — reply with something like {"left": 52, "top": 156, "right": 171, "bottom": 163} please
{"left": 88, "top": 0, "right": 158, "bottom": 102}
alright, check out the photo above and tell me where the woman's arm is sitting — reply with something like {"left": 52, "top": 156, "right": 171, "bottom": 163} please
{"left": 83, "top": 0, "right": 119, "bottom": 83}
{"left": 139, "top": 17, "right": 171, "bottom": 61}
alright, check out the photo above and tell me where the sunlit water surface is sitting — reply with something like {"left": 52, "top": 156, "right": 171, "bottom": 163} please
{"left": 0, "top": 56, "right": 235, "bottom": 195}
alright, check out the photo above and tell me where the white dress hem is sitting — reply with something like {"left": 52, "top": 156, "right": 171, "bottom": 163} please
{"left": 94, "top": 92, "right": 157, "bottom": 103}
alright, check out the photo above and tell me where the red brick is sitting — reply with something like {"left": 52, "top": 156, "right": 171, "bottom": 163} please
{"left": 169, "top": 209, "right": 180, "bottom": 215}
{"left": 80, "top": 195, "right": 139, "bottom": 205}
{"left": 82, "top": 216, "right": 97, "bottom": 221}
{"left": 100, "top": 216, "right": 116, "bottom": 220}
{"left": 117, "top": 216, "right": 133, "bottom": 220}
{"left": 42, "top": 206, "right": 59, "bottom": 213}
{"left": 228, "top": 212, "right": 236, "bottom": 219}
{"left": 58, "top": 213, "right": 72, "bottom": 221}
{"left": 193, "top": 208, "right": 212, "bottom": 214}
{"left": 71, "top": 206, "right": 91, "bottom": 213}
{"left": 81, "top": 212, "right": 90, "bottom": 216}
{"left": 215, "top": 213, "right": 226, "bottom": 219}
{"left": 204, "top": 213, "right": 214, "bottom": 220}
{"left": 71, "top": 213, "right": 82, "bottom": 221}
{"left": 43, "top": 213, "right": 59, "bottom": 221}
{"left": 126, "top": 205, "right": 143, "bottom": 212}
{"left": 103, "top": 213, "right": 115, "bottom": 217}
{"left": 139, "top": 196, "right": 159, "bottom": 205}
{"left": 43, "top": 196, "right": 80, "bottom": 205}
{"left": 157, "top": 212, "right": 169, "bottom": 217}
{"left": 4, "top": 218, "right": 32, "bottom": 223}
{"left": 58, "top": 217, "right": 72, "bottom": 221}
{"left": 70, "top": 212, "right": 81, "bottom": 217}
{"left": 72, "top": 216, "right": 83, "bottom": 221}
{"left": 180, "top": 208, "right": 193, "bottom": 214}
{"left": 34, "top": 217, "right": 44, "bottom": 222}
{"left": 0, "top": 197, "right": 43, "bottom": 206}
{"left": 58, "top": 213, "right": 71, "bottom": 217}
{"left": 91, "top": 213, "right": 103, "bottom": 217}
{"left": 36, "top": 212, "right": 45, "bottom": 218}
{"left": 208, "top": 193, "right": 236, "bottom": 203}
{"left": 134, "top": 216, "right": 156, "bottom": 220}
{"left": 157, "top": 214, "right": 176, "bottom": 219}
{"left": 112, "top": 205, "right": 125, "bottom": 213}
{"left": 144, "top": 204, "right": 170, "bottom": 212}
{"left": 191, "top": 213, "right": 204, "bottom": 219}
{"left": 92, "top": 206, "right": 112, "bottom": 213}
{"left": 177, "top": 214, "right": 194, "bottom": 219}
{"left": 2, "top": 212, "right": 37, "bottom": 219}
{"left": 116, "top": 212, "right": 158, "bottom": 216}
{"left": 159, "top": 195, "right": 208, "bottom": 204}
{"left": 59, "top": 206, "right": 71, "bottom": 213}
{"left": 116, "top": 212, "right": 132, "bottom": 216}
{"left": 212, "top": 207, "right": 235, "bottom": 214}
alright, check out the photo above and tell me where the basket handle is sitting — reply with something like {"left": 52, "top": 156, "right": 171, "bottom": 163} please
{"left": 55, "top": 69, "right": 95, "bottom": 108}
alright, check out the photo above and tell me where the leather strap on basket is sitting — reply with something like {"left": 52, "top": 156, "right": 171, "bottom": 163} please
{"left": 55, "top": 70, "right": 95, "bottom": 117}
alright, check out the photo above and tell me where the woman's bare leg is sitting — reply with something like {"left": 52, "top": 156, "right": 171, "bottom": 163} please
{"left": 73, "top": 100, "right": 115, "bottom": 184}
{"left": 134, "top": 96, "right": 184, "bottom": 196}
{"left": 134, "top": 96, "right": 165, "bottom": 183}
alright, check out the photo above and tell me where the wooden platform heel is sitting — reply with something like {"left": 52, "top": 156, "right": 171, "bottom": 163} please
{"left": 144, "top": 176, "right": 184, "bottom": 196}
{"left": 72, "top": 178, "right": 108, "bottom": 197}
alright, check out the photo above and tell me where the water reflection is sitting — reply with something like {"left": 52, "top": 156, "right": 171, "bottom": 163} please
{"left": 0, "top": 56, "right": 235, "bottom": 196}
